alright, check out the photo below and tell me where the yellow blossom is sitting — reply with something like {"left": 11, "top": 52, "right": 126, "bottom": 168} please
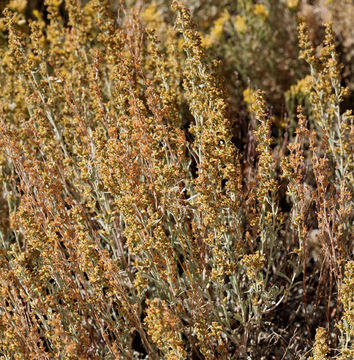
{"left": 47, "top": 0, "right": 62, "bottom": 6}
{"left": 178, "top": 38, "right": 185, "bottom": 51}
{"left": 201, "top": 34, "right": 213, "bottom": 49}
{"left": 32, "top": 9, "right": 41, "bottom": 19}
{"left": 287, "top": 0, "right": 299, "bottom": 10}
{"left": 309, "top": 328, "right": 329, "bottom": 360}
{"left": 241, "top": 251, "right": 266, "bottom": 281}
{"left": 243, "top": 88, "right": 256, "bottom": 104}
{"left": 253, "top": 4, "right": 269, "bottom": 19}
{"left": 234, "top": 15, "right": 247, "bottom": 34}
{"left": 145, "top": 299, "right": 186, "bottom": 359}
{"left": 210, "top": 10, "right": 230, "bottom": 40}
{"left": 8, "top": 0, "right": 27, "bottom": 13}
{"left": 289, "top": 75, "right": 313, "bottom": 96}
{"left": 272, "top": 116, "right": 287, "bottom": 129}
{"left": 141, "top": 2, "right": 163, "bottom": 29}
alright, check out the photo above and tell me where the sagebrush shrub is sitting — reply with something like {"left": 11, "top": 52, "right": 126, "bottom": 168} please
{"left": 0, "top": 1, "right": 352, "bottom": 359}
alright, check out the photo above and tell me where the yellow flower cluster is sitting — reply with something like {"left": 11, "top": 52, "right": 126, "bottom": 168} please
{"left": 8, "top": 0, "right": 27, "bottom": 12}
{"left": 287, "top": 0, "right": 299, "bottom": 10}
{"left": 309, "top": 328, "right": 329, "bottom": 360}
{"left": 202, "top": 10, "right": 230, "bottom": 48}
{"left": 253, "top": 3, "right": 269, "bottom": 19}
{"left": 241, "top": 251, "right": 266, "bottom": 281}
{"left": 234, "top": 15, "right": 247, "bottom": 34}
{"left": 194, "top": 319, "right": 226, "bottom": 360}
{"left": 336, "top": 261, "right": 354, "bottom": 360}
{"left": 141, "top": 2, "right": 164, "bottom": 29}
{"left": 210, "top": 10, "right": 230, "bottom": 39}
{"left": 289, "top": 75, "right": 314, "bottom": 96}
{"left": 145, "top": 299, "right": 186, "bottom": 360}
{"left": 242, "top": 88, "right": 256, "bottom": 106}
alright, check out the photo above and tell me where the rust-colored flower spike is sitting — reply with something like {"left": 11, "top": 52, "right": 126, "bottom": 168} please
{"left": 172, "top": 1, "right": 244, "bottom": 355}
{"left": 298, "top": 21, "right": 317, "bottom": 67}
{"left": 0, "top": 1, "right": 152, "bottom": 358}
{"left": 45, "top": 0, "right": 66, "bottom": 67}
{"left": 299, "top": 22, "right": 352, "bottom": 188}
{"left": 281, "top": 107, "right": 310, "bottom": 249}
{"left": 252, "top": 90, "right": 281, "bottom": 282}
{"left": 2, "top": 8, "right": 27, "bottom": 72}
{"left": 173, "top": 0, "right": 242, "bottom": 281}
{"left": 299, "top": 21, "right": 352, "bottom": 298}
{"left": 281, "top": 106, "right": 313, "bottom": 321}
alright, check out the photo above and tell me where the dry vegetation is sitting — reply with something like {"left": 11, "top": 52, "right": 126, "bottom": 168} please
{"left": 0, "top": 0, "right": 352, "bottom": 359}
